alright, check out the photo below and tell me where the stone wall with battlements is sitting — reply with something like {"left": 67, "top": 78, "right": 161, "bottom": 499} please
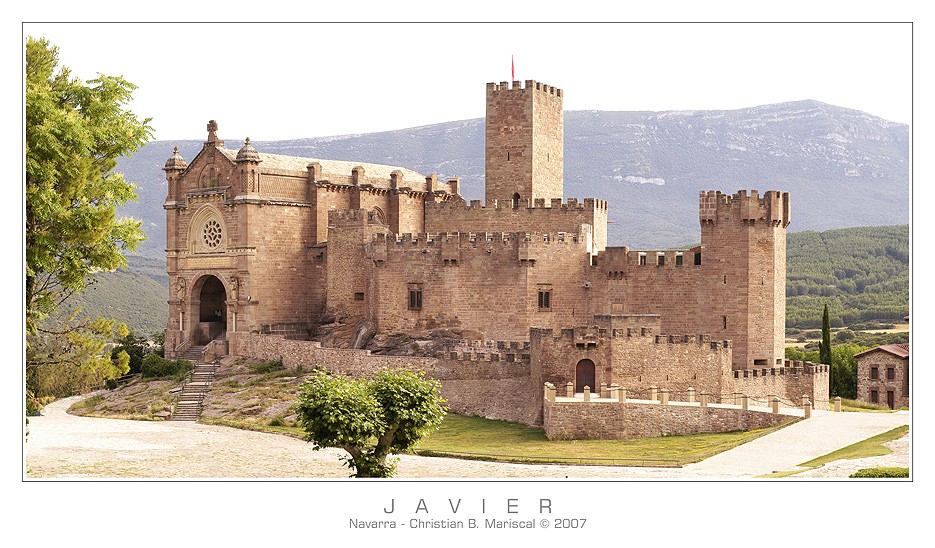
{"left": 363, "top": 229, "right": 594, "bottom": 341}
{"left": 531, "top": 323, "right": 734, "bottom": 399}
{"left": 587, "top": 190, "right": 789, "bottom": 370}
{"left": 730, "top": 361, "right": 829, "bottom": 409}
{"left": 425, "top": 197, "right": 608, "bottom": 252}
{"left": 228, "top": 332, "right": 541, "bottom": 425}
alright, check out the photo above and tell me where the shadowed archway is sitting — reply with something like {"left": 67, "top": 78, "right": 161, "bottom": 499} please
{"left": 193, "top": 275, "right": 227, "bottom": 344}
{"left": 575, "top": 359, "right": 596, "bottom": 394}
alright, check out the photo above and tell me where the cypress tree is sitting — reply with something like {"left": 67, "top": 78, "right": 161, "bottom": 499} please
{"left": 820, "top": 303, "right": 835, "bottom": 395}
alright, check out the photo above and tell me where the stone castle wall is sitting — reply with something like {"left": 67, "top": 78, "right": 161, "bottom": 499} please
{"left": 543, "top": 400, "right": 794, "bottom": 440}
{"left": 425, "top": 198, "right": 608, "bottom": 252}
{"left": 730, "top": 362, "right": 829, "bottom": 408}
{"left": 365, "top": 230, "right": 594, "bottom": 341}
{"left": 588, "top": 190, "right": 789, "bottom": 370}
{"left": 228, "top": 332, "right": 541, "bottom": 425}
{"left": 532, "top": 325, "right": 733, "bottom": 398}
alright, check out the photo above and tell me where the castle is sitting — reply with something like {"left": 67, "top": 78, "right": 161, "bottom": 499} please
{"left": 163, "top": 79, "right": 828, "bottom": 436}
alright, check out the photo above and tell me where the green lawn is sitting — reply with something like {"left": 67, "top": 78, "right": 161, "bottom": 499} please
{"left": 758, "top": 425, "right": 909, "bottom": 478}
{"left": 412, "top": 413, "right": 792, "bottom": 467}
{"left": 204, "top": 412, "right": 792, "bottom": 467}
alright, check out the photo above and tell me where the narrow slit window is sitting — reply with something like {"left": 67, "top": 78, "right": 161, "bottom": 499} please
{"left": 408, "top": 284, "right": 423, "bottom": 310}
{"left": 537, "top": 287, "right": 552, "bottom": 310}
{"left": 722, "top": 316, "right": 727, "bottom": 329}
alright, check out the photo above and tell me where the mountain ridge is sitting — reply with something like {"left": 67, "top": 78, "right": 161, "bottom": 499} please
{"left": 116, "top": 100, "right": 908, "bottom": 257}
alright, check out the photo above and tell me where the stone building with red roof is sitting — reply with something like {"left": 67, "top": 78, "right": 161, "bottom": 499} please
{"left": 855, "top": 344, "right": 909, "bottom": 409}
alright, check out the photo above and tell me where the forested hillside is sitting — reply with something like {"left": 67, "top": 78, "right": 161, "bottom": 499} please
{"left": 785, "top": 225, "right": 909, "bottom": 328}
{"left": 71, "top": 255, "right": 169, "bottom": 337}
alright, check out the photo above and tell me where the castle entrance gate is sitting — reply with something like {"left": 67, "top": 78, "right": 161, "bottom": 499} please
{"left": 575, "top": 359, "right": 596, "bottom": 394}
{"left": 194, "top": 275, "right": 227, "bottom": 344}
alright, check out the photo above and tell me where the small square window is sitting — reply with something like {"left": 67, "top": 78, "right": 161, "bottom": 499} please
{"left": 675, "top": 253, "right": 683, "bottom": 266}
{"left": 354, "top": 292, "right": 364, "bottom": 301}
{"left": 408, "top": 285, "right": 423, "bottom": 310}
{"left": 538, "top": 288, "right": 552, "bottom": 310}
{"left": 657, "top": 254, "right": 665, "bottom": 266}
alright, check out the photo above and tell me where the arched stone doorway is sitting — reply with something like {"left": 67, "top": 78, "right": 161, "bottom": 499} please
{"left": 575, "top": 359, "right": 596, "bottom": 394}
{"left": 193, "top": 275, "right": 227, "bottom": 344}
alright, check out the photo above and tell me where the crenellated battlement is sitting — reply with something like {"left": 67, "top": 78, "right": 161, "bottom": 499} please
{"left": 732, "top": 360, "right": 829, "bottom": 379}
{"left": 428, "top": 196, "right": 606, "bottom": 213}
{"left": 487, "top": 79, "right": 563, "bottom": 97}
{"left": 371, "top": 230, "right": 589, "bottom": 247}
{"left": 699, "top": 189, "right": 791, "bottom": 227}
{"left": 532, "top": 324, "right": 729, "bottom": 351}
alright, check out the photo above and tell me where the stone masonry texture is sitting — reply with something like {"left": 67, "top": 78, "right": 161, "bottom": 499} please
{"left": 163, "top": 80, "right": 825, "bottom": 437}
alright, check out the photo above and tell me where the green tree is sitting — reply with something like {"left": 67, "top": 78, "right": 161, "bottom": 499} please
{"left": 829, "top": 343, "right": 868, "bottom": 399}
{"left": 111, "top": 330, "right": 150, "bottom": 374}
{"left": 818, "top": 303, "right": 834, "bottom": 394}
{"left": 25, "top": 37, "right": 152, "bottom": 406}
{"left": 26, "top": 314, "right": 130, "bottom": 409}
{"left": 295, "top": 369, "right": 447, "bottom": 478}
{"left": 25, "top": 36, "right": 151, "bottom": 334}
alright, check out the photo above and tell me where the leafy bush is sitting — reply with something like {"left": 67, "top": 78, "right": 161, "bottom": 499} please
{"left": 849, "top": 467, "right": 909, "bottom": 478}
{"left": 141, "top": 354, "right": 193, "bottom": 378}
{"left": 251, "top": 359, "right": 284, "bottom": 374}
{"left": 295, "top": 369, "right": 447, "bottom": 478}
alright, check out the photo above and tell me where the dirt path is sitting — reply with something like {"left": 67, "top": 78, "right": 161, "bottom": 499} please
{"left": 24, "top": 396, "right": 910, "bottom": 479}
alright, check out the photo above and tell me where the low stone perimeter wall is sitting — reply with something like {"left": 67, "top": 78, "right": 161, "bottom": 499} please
{"left": 228, "top": 332, "right": 541, "bottom": 426}
{"left": 543, "top": 400, "right": 795, "bottom": 440}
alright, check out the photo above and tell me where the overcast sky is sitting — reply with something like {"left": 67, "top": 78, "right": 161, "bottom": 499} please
{"left": 23, "top": 22, "right": 912, "bottom": 142}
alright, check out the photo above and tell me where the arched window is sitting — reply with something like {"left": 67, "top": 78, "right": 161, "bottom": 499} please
{"left": 512, "top": 193, "right": 521, "bottom": 209}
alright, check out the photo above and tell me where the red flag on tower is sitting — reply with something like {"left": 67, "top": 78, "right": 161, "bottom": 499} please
{"left": 512, "top": 55, "right": 515, "bottom": 81}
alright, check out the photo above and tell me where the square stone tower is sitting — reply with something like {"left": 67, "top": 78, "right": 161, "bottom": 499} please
{"left": 485, "top": 80, "right": 564, "bottom": 207}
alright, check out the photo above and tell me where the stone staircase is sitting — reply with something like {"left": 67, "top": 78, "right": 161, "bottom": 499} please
{"left": 169, "top": 362, "right": 220, "bottom": 421}
{"left": 180, "top": 345, "right": 206, "bottom": 363}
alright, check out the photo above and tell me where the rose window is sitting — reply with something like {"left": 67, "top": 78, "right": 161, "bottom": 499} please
{"left": 202, "top": 219, "right": 222, "bottom": 249}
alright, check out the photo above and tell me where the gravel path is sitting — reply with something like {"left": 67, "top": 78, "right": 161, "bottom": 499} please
{"left": 24, "top": 396, "right": 910, "bottom": 479}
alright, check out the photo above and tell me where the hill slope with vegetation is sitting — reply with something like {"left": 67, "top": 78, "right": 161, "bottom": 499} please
{"left": 785, "top": 225, "right": 908, "bottom": 328}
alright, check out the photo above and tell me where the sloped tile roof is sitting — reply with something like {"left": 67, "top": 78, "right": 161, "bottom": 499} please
{"left": 855, "top": 343, "right": 910, "bottom": 359}
{"left": 217, "top": 148, "right": 427, "bottom": 187}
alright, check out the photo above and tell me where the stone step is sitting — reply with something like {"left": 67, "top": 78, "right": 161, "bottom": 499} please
{"left": 169, "top": 355, "right": 220, "bottom": 422}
